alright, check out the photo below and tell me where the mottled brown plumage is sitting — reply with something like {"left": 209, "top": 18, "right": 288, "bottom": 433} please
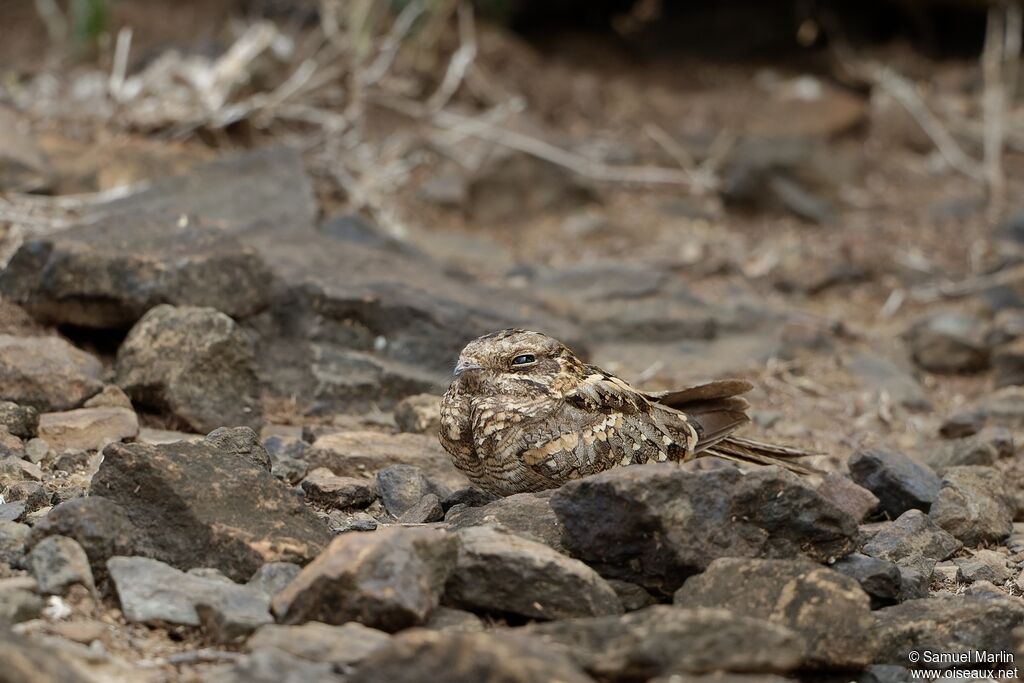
{"left": 439, "top": 329, "right": 815, "bottom": 496}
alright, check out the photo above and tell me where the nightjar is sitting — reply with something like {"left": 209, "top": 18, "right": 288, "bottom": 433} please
{"left": 439, "top": 328, "right": 815, "bottom": 496}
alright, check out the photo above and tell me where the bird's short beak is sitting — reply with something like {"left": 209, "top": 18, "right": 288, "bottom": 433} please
{"left": 454, "top": 360, "right": 482, "bottom": 377}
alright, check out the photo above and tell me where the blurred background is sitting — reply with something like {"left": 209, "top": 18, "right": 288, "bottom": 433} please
{"left": 2, "top": 0, "right": 1024, "bottom": 464}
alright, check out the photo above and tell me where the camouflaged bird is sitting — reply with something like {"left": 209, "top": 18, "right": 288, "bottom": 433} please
{"left": 439, "top": 329, "right": 815, "bottom": 496}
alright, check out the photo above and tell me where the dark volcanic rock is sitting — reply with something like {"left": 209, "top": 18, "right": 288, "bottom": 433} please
{"left": 523, "top": 605, "right": 803, "bottom": 680}
{"left": 446, "top": 526, "right": 622, "bottom": 620}
{"left": 906, "top": 312, "right": 990, "bottom": 373}
{"left": 348, "top": 630, "right": 595, "bottom": 683}
{"left": 861, "top": 510, "right": 962, "bottom": 564}
{"left": 0, "top": 521, "right": 30, "bottom": 566}
{"left": 929, "top": 466, "right": 1014, "bottom": 546}
{"left": 816, "top": 473, "right": 879, "bottom": 523}
{"left": 398, "top": 494, "right": 444, "bottom": 523}
{"left": 249, "top": 218, "right": 579, "bottom": 413}
{"left": 90, "top": 438, "right": 330, "bottom": 581}
{"left": 0, "top": 401, "right": 39, "bottom": 439}
{"left": 29, "top": 496, "right": 146, "bottom": 577}
{"left": 675, "top": 558, "right": 875, "bottom": 669}
{"left": 550, "top": 465, "right": 858, "bottom": 593}
{"left": 204, "top": 426, "right": 272, "bottom": 472}
{"left": 27, "top": 535, "right": 95, "bottom": 595}
{"left": 939, "top": 410, "right": 987, "bottom": 439}
{"left": 0, "top": 335, "right": 103, "bottom": 411}
{"left": 116, "top": 305, "right": 261, "bottom": 433}
{"left": 873, "top": 594, "right": 1024, "bottom": 666}
{"left": 206, "top": 648, "right": 345, "bottom": 683}
{"left": 375, "top": 465, "right": 432, "bottom": 518}
{"left": 0, "top": 146, "right": 310, "bottom": 330}
{"left": 923, "top": 429, "right": 1011, "bottom": 472}
{"left": 832, "top": 553, "right": 902, "bottom": 608}
{"left": 848, "top": 448, "right": 941, "bottom": 517}
{"left": 305, "top": 432, "right": 469, "bottom": 495}
{"left": 954, "top": 549, "right": 1011, "bottom": 583}
{"left": 247, "top": 562, "right": 302, "bottom": 597}
{"left": 271, "top": 527, "right": 458, "bottom": 632}
{"left": 109, "top": 556, "right": 272, "bottom": 642}
{"left": 446, "top": 490, "right": 565, "bottom": 553}
{"left": 300, "top": 468, "right": 376, "bottom": 509}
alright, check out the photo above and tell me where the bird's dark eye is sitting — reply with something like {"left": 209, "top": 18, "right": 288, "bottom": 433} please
{"left": 511, "top": 354, "right": 536, "bottom": 366}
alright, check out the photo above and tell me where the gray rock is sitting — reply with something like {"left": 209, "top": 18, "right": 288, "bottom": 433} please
{"left": 394, "top": 394, "right": 441, "bottom": 435}
{"left": 994, "top": 336, "right": 1024, "bottom": 388}
{"left": 873, "top": 594, "right": 1024, "bottom": 666}
{"left": 422, "top": 606, "right": 485, "bottom": 632}
{"left": 447, "top": 526, "right": 623, "bottom": 620}
{"left": 446, "top": 490, "right": 565, "bottom": 553}
{"left": 0, "top": 501, "right": 26, "bottom": 523}
{"left": 550, "top": 465, "right": 858, "bottom": 594}
{"left": 0, "top": 521, "right": 29, "bottom": 566}
{"left": 0, "top": 147, "right": 309, "bottom": 331}
{"left": 204, "top": 427, "right": 271, "bottom": 472}
{"left": 861, "top": 510, "right": 962, "bottom": 564}
{"left": 923, "top": 427, "right": 1013, "bottom": 472}
{"left": 247, "top": 621, "right": 392, "bottom": 670}
{"left": 271, "top": 527, "right": 458, "bottom": 632}
{"left": 247, "top": 562, "right": 302, "bottom": 597}
{"left": 397, "top": 494, "right": 444, "bottom": 523}
{"left": 0, "top": 630, "right": 86, "bottom": 682}
{"left": 906, "top": 312, "right": 990, "bottom": 373}
{"left": 116, "top": 305, "right": 261, "bottom": 433}
{"left": 674, "top": 558, "right": 875, "bottom": 668}
{"left": 37, "top": 407, "right": 139, "bottom": 452}
{"left": 90, "top": 438, "right": 330, "bottom": 581}
{"left": 348, "top": 630, "right": 594, "bottom": 683}
{"left": 301, "top": 468, "right": 376, "bottom": 509}
{"left": 375, "top": 465, "right": 432, "bottom": 518}
{"left": 27, "top": 535, "right": 94, "bottom": 595}
{"left": 860, "top": 510, "right": 961, "bottom": 601}
{"left": 848, "top": 448, "right": 941, "bottom": 517}
{"left": 0, "top": 428, "right": 23, "bottom": 458}
{"left": 206, "top": 648, "right": 344, "bottom": 683}
{"left": 306, "top": 432, "right": 469, "bottom": 495}
{"left": 816, "top": 473, "right": 879, "bottom": 522}
{"left": 0, "top": 587, "right": 43, "bottom": 625}
{"left": 954, "top": 549, "right": 1011, "bottom": 584}
{"left": 0, "top": 401, "right": 39, "bottom": 439}
{"left": 29, "top": 496, "right": 146, "bottom": 578}
{"left": 0, "top": 335, "right": 103, "bottom": 411}
{"left": 929, "top": 466, "right": 1014, "bottom": 546}
{"left": 932, "top": 561, "right": 962, "bottom": 585}
{"left": 523, "top": 605, "right": 803, "bottom": 680}
{"left": 832, "top": 553, "right": 902, "bottom": 608}
{"left": 108, "top": 556, "right": 272, "bottom": 642}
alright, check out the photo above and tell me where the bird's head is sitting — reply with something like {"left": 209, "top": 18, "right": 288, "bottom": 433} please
{"left": 451, "top": 329, "right": 581, "bottom": 398}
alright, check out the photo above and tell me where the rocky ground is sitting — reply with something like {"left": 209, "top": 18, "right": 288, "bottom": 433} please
{"left": 4, "top": 2, "right": 1024, "bottom": 682}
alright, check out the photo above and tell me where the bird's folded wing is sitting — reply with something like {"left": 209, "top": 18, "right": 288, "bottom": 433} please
{"left": 647, "top": 379, "right": 754, "bottom": 409}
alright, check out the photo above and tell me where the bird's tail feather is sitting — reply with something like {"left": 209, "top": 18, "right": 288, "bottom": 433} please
{"left": 704, "top": 436, "right": 820, "bottom": 475}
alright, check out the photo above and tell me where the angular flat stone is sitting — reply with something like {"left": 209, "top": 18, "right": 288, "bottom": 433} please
{"left": 873, "top": 594, "right": 1024, "bottom": 666}
{"left": 674, "top": 558, "right": 875, "bottom": 668}
{"left": 0, "top": 335, "right": 102, "bottom": 411}
{"left": 246, "top": 622, "right": 392, "bottom": 670}
{"left": 929, "top": 466, "right": 1014, "bottom": 546}
{"left": 0, "top": 401, "right": 39, "bottom": 439}
{"left": 446, "top": 526, "right": 623, "bottom": 620}
{"left": 347, "top": 630, "right": 594, "bottom": 683}
{"left": 550, "top": 465, "right": 858, "bottom": 593}
{"left": 445, "top": 490, "right": 565, "bottom": 553}
{"left": 37, "top": 407, "right": 138, "bottom": 452}
{"left": 27, "top": 535, "right": 94, "bottom": 595}
{"left": 116, "top": 305, "right": 261, "bottom": 433}
{"left": 108, "top": 556, "right": 271, "bottom": 642}
{"left": 90, "top": 436, "right": 330, "bottom": 581}
{"left": 847, "top": 448, "right": 941, "bottom": 518}
{"left": 272, "top": 527, "right": 458, "bottom": 632}
{"left": 523, "top": 605, "right": 803, "bottom": 680}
